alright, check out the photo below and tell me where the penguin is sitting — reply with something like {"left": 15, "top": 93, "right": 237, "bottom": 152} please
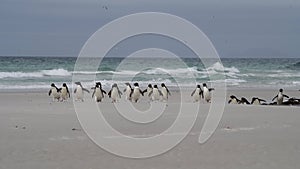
{"left": 60, "top": 83, "right": 70, "bottom": 101}
{"left": 143, "top": 84, "right": 153, "bottom": 100}
{"left": 161, "top": 83, "right": 171, "bottom": 101}
{"left": 92, "top": 82, "right": 106, "bottom": 102}
{"left": 251, "top": 97, "right": 267, "bottom": 105}
{"left": 149, "top": 85, "right": 162, "bottom": 101}
{"left": 282, "top": 97, "right": 300, "bottom": 105}
{"left": 202, "top": 83, "right": 214, "bottom": 103}
{"left": 48, "top": 83, "right": 61, "bottom": 101}
{"left": 130, "top": 82, "right": 144, "bottom": 103}
{"left": 74, "top": 82, "right": 90, "bottom": 102}
{"left": 123, "top": 82, "right": 133, "bottom": 101}
{"left": 191, "top": 84, "right": 203, "bottom": 102}
{"left": 239, "top": 97, "right": 250, "bottom": 105}
{"left": 228, "top": 95, "right": 240, "bottom": 104}
{"left": 107, "top": 83, "right": 122, "bottom": 103}
{"left": 272, "top": 88, "right": 289, "bottom": 105}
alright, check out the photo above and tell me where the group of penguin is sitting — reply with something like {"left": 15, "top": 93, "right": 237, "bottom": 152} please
{"left": 49, "top": 82, "right": 299, "bottom": 105}
{"left": 48, "top": 82, "right": 215, "bottom": 103}
{"left": 228, "top": 88, "right": 300, "bottom": 105}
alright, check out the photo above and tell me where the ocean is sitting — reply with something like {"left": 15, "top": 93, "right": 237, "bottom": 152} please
{"left": 0, "top": 56, "right": 299, "bottom": 91}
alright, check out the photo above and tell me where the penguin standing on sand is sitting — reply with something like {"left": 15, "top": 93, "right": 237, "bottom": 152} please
{"left": 74, "top": 82, "right": 90, "bottom": 102}
{"left": 123, "top": 82, "right": 133, "bottom": 101}
{"left": 161, "top": 83, "right": 171, "bottom": 101}
{"left": 272, "top": 88, "right": 289, "bottom": 105}
{"left": 143, "top": 84, "right": 153, "bottom": 100}
{"left": 228, "top": 95, "right": 240, "bottom": 104}
{"left": 251, "top": 97, "right": 267, "bottom": 105}
{"left": 108, "top": 83, "right": 122, "bottom": 103}
{"left": 191, "top": 85, "right": 203, "bottom": 102}
{"left": 48, "top": 83, "right": 61, "bottom": 101}
{"left": 130, "top": 82, "right": 144, "bottom": 103}
{"left": 203, "top": 83, "right": 214, "bottom": 103}
{"left": 149, "top": 85, "right": 162, "bottom": 101}
{"left": 60, "top": 83, "right": 70, "bottom": 101}
{"left": 92, "top": 82, "right": 106, "bottom": 102}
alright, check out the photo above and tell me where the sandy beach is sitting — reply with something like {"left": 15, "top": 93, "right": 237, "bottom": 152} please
{"left": 0, "top": 88, "right": 299, "bottom": 169}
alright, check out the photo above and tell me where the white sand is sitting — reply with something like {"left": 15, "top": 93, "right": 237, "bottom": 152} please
{"left": 0, "top": 89, "right": 299, "bottom": 169}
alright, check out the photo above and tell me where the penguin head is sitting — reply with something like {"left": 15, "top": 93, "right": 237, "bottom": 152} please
{"left": 197, "top": 84, "right": 201, "bottom": 88}
{"left": 153, "top": 85, "right": 158, "bottom": 88}
{"left": 125, "top": 82, "right": 130, "bottom": 86}
{"left": 161, "top": 83, "right": 165, "bottom": 87}
{"left": 203, "top": 83, "right": 207, "bottom": 87}
{"left": 134, "top": 82, "right": 139, "bottom": 87}
{"left": 148, "top": 84, "right": 152, "bottom": 88}
{"left": 112, "top": 83, "right": 118, "bottom": 88}
{"left": 279, "top": 88, "right": 283, "bottom": 92}
{"left": 62, "top": 83, "right": 67, "bottom": 87}
{"left": 75, "top": 82, "right": 81, "bottom": 85}
{"left": 51, "top": 83, "right": 55, "bottom": 87}
{"left": 230, "top": 95, "right": 236, "bottom": 99}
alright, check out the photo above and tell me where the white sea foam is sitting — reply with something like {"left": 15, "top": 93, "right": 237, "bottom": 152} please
{"left": 0, "top": 68, "right": 71, "bottom": 79}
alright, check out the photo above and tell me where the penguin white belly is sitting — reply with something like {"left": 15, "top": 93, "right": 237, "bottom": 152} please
{"left": 231, "top": 98, "right": 238, "bottom": 104}
{"left": 51, "top": 88, "right": 60, "bottom": 100}
{"left": 125, "top": 86, "right": 131, "bottom": 100}
{"left": 161, "top": 88, "right": 168, "bottom": 100}
{"left": 111, "top": 88, "right": 119, "bottom": 102}
{"left": 131, "top": 88, "right": 141, "bottom": 102}
{"left": 277, "top": 93, "right": 283, "bottom": 105}
{"left": 95, "top": 88, "right": 103, "bottom": 101}
{"left": 193, "top": 88, "right": 201, "bottom": 102}
{"left": 204, "top": 88, "right": 211, "bottom": 102}
{"left": 152, "top": 89, "right": 160, "bottom": 101}
{"left": 61, "top": 87, "right": 68, "bottom": 100}
{"left": 76, "top": 86, "right": 83, "bottom": 100}
{"left": 253, "top": 99, "right": 260, "bottom": 105}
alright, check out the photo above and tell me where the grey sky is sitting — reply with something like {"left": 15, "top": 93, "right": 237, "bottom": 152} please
{"left": 0, "top": 0, "right": 299, "bottom": 57}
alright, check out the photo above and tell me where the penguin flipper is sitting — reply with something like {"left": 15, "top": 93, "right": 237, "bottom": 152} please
{"left": 102, "top": 90, "right": 107, "bottom": 94}
{"left": 191, "top": 89, "right": 196, "bottom": 96}
{"left": 228, "top": 100, "right": 232, "bottom": 104}
{"left": 74, "top": 89, "right": 77, "bottom": 94}
{"left": 250, "top": 98, "right": 255, "bottom": 104}
{"left": 148, "top": 91, "right": 153, "bottom": 97}
{"left": 48, "top": 89, "right": 52, "bottom": 96}
{"left": 83, "top": 88, "right": 90, "bottom": 93}
{"left": 159, "top": 90, "right": 163, "bottom": 96}
{"left": 209, "top": 88, "right": 215, "bottom": 92}
{"left": 108, "top": 90, "right": 112, "bottom": 98}
{"left": 272, "top": 95, "right": 277, "bottom": 101}
{"left": 66, "top": 86, "right": 70, "bottom": 97}
{"left": 166, "top": 87, "right": 171, "bottom": 96}
{"left": 259, "top": 98, "right": 266, "bottom": 102}
{"left": 200, "top": 91, "right": 204, "bottom": 99}
{"left": 140, "top": 89, "right": 144, "bottom": 96}
{"left": 143, "top": 89, "right": 147, "bottom": 94}
{"left": 283, "top": 94, "right": 289, "bottom": 98}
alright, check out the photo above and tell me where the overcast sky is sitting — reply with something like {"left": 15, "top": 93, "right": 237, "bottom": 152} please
{"left": 0, "top": 0, "right": 299, "bottom": 57}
